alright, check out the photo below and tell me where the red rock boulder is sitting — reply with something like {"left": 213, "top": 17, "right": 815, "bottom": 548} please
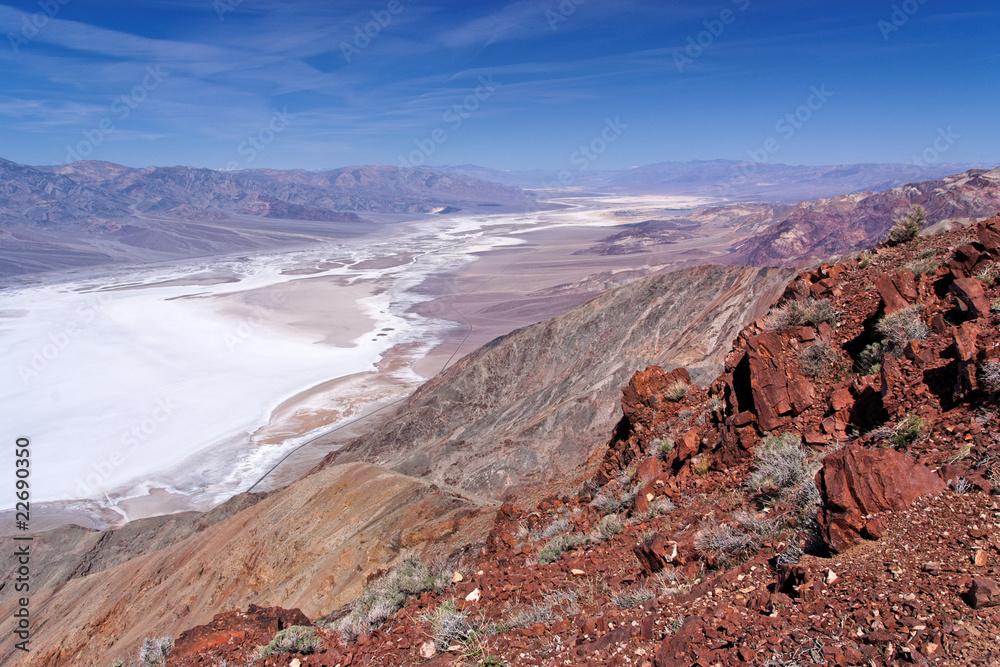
{"left": 816, "top": 445, "right": 946, "bottom": 553}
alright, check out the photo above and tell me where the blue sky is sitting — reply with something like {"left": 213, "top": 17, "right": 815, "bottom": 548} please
{"left": 0, "top": 0, "right": 997, "bottom": 171}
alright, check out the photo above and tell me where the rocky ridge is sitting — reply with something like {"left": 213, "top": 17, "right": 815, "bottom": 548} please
{"left": 157, "top": 215, "right": 1000, "bottom": 666}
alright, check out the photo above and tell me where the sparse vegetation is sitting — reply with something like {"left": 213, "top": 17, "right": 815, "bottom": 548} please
{"left": 798, "top": 341, "right": 843, "bottom": 378}
{"left": 905, "top": 257, "right": 940, "bottom": 276}
{"left": 747, "top": 433, "right": 808, "bottom": 493}
{"left": 503, "top": 602, "right": 553, "bottom": 630}
{"left": 692, "top": 454, "right": 711, "bottom": 475}
{"left": 885, "top": 205, "right": 925, "bottom": 246}
{"left": 137, "top": 636, "right": 172, "bottom": 666}
{"left": 976, "top": 262, "right": 1000, "bottom": 287}
{"left": 856, "top": 341, "right": 884, "bottom": 375}
{"left": 766, "top": 298, "right": 838, "bottom": 331}
{"left": 649, "top": 437, "right": 674, "bottom": 460}
{"left": 954, "top": 477, "right": 974, "bottom": 494}
{"left": 665, "top": 380, "right": 688, "bottom": 402}
{"left": 257, "top": 625, "right": 322, "bottom": 658}
{"left": 426, "top": 600, "right": 472, "bottom": 651}
{"left": 876, "top": 306, "right": 928, "bottom": 354}
{"left": 979, "top": 360, "right": 1000, "bottom": 393}
{"left": 539, "top": 517, "right": 571, "bottom": 540}
{"left": 632, "top": 497, "right": 675, "bottom": 522}
{"left": 337, "top": 553, "right": 446, "bottom": 639}
{"left": 858, "top": 251, "right": 872, "bottom": 269}
{"left": 694, "top": 521, "right": 759, "bottom": 566}
{"left": 893, "top": 415, "right": 925, "bottom": 448}
{"left": 538, "top": 533, "right": 587, "bottom": 564}
{"left": 597, "top": 515, "right": 624, "bottom": 541}
{"left": 611, "top": 586, "right": 656, "bottom": 609}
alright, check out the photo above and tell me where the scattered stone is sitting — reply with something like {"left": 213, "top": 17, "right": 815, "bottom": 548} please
{"left": 963, "top": 578, "right": 1000, "bottom": 609}
{"left": 419, "top": 641, "right": 437, "bottom": 659}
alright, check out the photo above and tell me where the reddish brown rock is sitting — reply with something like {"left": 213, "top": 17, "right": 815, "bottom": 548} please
{"left": 950, "top": 277, "right": 990, "bottom": 319}
{"left": 874, "top": 274, "right": 911, "bottom": 314}
{"left": 816, "top": 445, "right": 946, "bottom": 553}
{"left": 171, "top": 605, "right": 313, "bottom": 661}
{"left": 977, "top": 216, "right": 1000, "bottom": 253}
{"left": 737, "top": 332, "right": 816, "bottom": 432}
{"left": 634, "top": 532, "right": 679, "bottom": 575}
{"left": 963, "top": 578, "right": 1000, "bottom": 609}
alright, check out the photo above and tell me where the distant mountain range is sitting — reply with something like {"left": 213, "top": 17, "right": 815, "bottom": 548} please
{"left": 0, "top": 159, "right": 534, "bottom": 278}
{"left": 576, "top": 167, "right": 1000, "bottom": 266}
{"left": 436, "top": 160, "right": 986, "bottom": 202}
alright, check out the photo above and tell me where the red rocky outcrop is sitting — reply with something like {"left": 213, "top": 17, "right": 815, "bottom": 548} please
{"left": 731, "top": 331, "right": 816, "bottom": 432}
{"left": 170, "top": 605, "right": 314, "bottom": 663}
{"left": 816, "top": 445, "right": 946, "bottom": 553}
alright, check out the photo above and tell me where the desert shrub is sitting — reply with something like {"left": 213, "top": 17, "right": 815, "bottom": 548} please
{"left": 766, "top": 298, "right": 838, "bottom": 331}
{"left": 338, "top": 553, "right": 446, "bottom": 638}
{"left": 705, "top": 395, "right": 724, "bottom": 413}
{"left": 905, "top": 257, "right": 940, "bottom": 276}
{"left": 876, "top": 306, "right": 928, "bottom": 354}
{"left": 798, "top": 341, "right": 842, "bottom": 378}
{"left": 539, "top": 517, "right": 571, "bottom": 540}
{"left": 633, "top": 497, "right": 675, "bottom": 522}
{"left": 885, "top": 205, "right": 925, "bottom": 246}
{"left": 589, "top": 493, "right": 620, "bottom": 515}
{"left": 856, "top": 342, "right": 884, "bottom": 375}
{"left": 992, "top": 297, "right": 1000, "bottom": 313}
{"left": 611, "top": 586, "right": 656, "bottom": 609}
{"left": 747, "top": 433, "right": 808, "bottom": 492}
{"left": 136, "top": 636, "right": 172, "bottom": 666}
{"left": 732, "top": 510, "right": 784, "bottom": 541}
{"left": 425, "top": 601, "right": 472, "bottom": 650}
{"left": 858, "top": 251, "right": 872, "bottom": 269}
{"left": 954, "top": 478, "right": 974, "bottom": 494}
{"left": 598, "top": 515, "right": 624, "bottom": 541}
{"left": 665, "top": 380, "right": 688, "bottom": 402}
{"left": 504, "top": 602, "right": 553, "bottom": 630}
{"left": 980, "top": 360, "right": 1000, "bottom": 393}
{"left": 692, "top": 454, "right": 711, "bottom": 475}
{"left": 694, "top": 522, "right": 758, "bottom": 566}
{"left": 648, "top": 437, "right": 674, "bottom": 460}
{"left": 977, "top": 263, "right": 1000, "bottom": 287}
{"left": 538, "top": 533, "right": 587, "bottom": 564}
{"left": 892, "top": 415, "right": 924, "bottom": 448}
{"left": 257, "top": 626, "right": 322, "bottom": 658}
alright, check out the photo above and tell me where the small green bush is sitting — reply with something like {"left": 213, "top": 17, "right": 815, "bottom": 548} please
{"left": 856, "top": 342, "right": 884, "bottom": 375}
{"left": 885, "top": 205, "right": 925, "bottom": 246}
{"left": 611, "top": 586, "right": 656, "bottom": 609}
{"left": 538, "top": 533, "right": 587, "bottom": 564}
{"left": 766, "top": 298, "right": 838, "bottom": 331}
{"left": 598, "top": 515, "right": 624, "bottom": 541}
{"left": 980, "top": 360, "right": 1000, "bottom": 393}
{"left": 338, "top": 553, "right": 446, "bottom": 638}
{"left": 664, "top": 380, "right": 688, "bottom": 402}
{"left": 798, "top": 341, "right": 842, "bottom": 378}
{"left": 747, "top": 433, "right": 808, "bottom": 492}
{"left": 876, "top": 306, "right": 928, "bottom": 354}
{"left": 892, "top": 415, "right": 924, "bottom": 448}
{"left": 694, "top": 522, "right": 758, "bottom": 566}
{"left": 257, "top": 626, "right": 322, "bottom": 658}
{"left": 649, "top": 437, "right": 674, "bottom": 460}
